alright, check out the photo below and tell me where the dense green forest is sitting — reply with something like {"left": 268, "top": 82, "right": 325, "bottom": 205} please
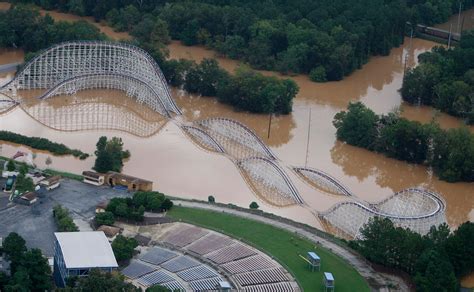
{"left": 9, "top": 0, "right": 474, "bottom": 81}
{"left": 351, "top": 218, "right": 474, "bottom": 291}
{"left": 402, "top": 31, "right": 474, "bottom": 124}
{"left": 0, "top": 5, "right": 106, "bottom": 52}
{"left": 333, "top": 102, "right": 474, "bottom": 182}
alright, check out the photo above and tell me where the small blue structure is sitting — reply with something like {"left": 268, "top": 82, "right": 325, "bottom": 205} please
{"left": 217, "top": 281, "right": 232, "bottom": 291}
{"left": 307, "top": 251, "right": 320, "bottom": 271}
{"left": 324, "top": 272, "right": 335, "bottom": 292}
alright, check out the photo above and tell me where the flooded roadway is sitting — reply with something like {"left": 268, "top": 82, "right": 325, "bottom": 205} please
{"left": 0, "top": 4, "right": 473, "bottom": 235}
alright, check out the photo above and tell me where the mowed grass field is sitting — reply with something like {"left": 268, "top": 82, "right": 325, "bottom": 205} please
{"left": 167, "top": 206, "right": 369, "bottom": 292}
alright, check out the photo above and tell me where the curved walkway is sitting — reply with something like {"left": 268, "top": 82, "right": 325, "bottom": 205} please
{"left": 173, "top": 200, "right": 408, "bottom": 292}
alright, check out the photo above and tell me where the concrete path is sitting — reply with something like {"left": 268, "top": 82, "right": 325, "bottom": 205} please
{"left": 173, "top": 200, "right": 409, "bottom": 292}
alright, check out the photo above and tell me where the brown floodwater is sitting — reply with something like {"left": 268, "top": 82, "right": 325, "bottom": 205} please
{"left": 0, "top": 1, "right": 130, "bottom": 41}
{"left": 435, "top": 8, "right": 474, "bottom": 33}
{"left": 0, "top": 6, "right": 472, "bottom": 232}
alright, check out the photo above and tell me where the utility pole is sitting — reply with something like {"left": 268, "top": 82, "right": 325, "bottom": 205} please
{"left": 457, "top": 1, "right": 463, "bottom": 34}
{"left": 267, "top": 113, "right": 272, "bottom": 139}
{"left": 448, "top": 23, "right": 453, "bottom": 49}
{"left": 305, "top": 108, "right": 312, "bottom": 168}
{"left": 403, "top": 27, "right": 414, "bottom": 77}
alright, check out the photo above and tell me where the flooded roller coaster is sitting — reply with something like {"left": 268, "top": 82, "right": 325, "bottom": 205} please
{"left": 0, "top": 41, "right": 447, "bottom": 237}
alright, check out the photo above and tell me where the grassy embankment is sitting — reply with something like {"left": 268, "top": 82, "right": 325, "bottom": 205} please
{"left": 167, "top": 206, "right": 369, "bottom": 292}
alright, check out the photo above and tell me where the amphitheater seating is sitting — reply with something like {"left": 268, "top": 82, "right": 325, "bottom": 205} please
{"left": 125, "top": 223, "right": 299, "bottom": 291}
{"left": 161, "top": 255, "right": 201, "bottom": 273}
{"left": 121, "top": 260, "right": 156, "bottom": 279}
{"left": 177, "top": 265, "right": 220, "bottom": 281}
{"left": 162, "top": 225, "right": 209, "bottom": 247}
{"left": 188, "top": 277, "right": 222, "bottom": 291}
{"left": 205, "top": 243, "right": 257, "bottom": 264}
{"left": 161, "top": 281, "right": 186, "bottom": 291}
{"left": 221, "top": 255, "right": 275, "bottom": 274}
{"left": 234, "top": 268, "right": 289, "bottom": 286}
{"left": 241, "top": 282, "right": 296, "bottom": 292}
{"left": 139, "top": 246, "right": 178, "bottom": 265}
{"left": 137, "top": 270, "right": 176, "bottom": 287}
{"left": 187, "top": 233, "right": 233, "bottom": 255}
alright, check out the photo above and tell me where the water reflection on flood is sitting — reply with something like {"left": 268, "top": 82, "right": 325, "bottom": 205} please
{"left": 19, "top": 90, "right": 167, "bottom": 137}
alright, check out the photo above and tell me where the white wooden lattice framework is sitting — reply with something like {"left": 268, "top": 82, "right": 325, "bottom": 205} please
{"left": 23, "top": 99, "right": 167, "bottom": 137}
{"left": 195, "top": 118, "right": 276, "bottom": 160}
{"left": 1, "top": 41, "right": 181, "bottom": 116}
{"left": 319, "top": 188, "right": 446, "bottom": 239}
{"left": 294, "top": 167, "right": 353, "bottom": 197}
{"left": 237, "top": 157, "right": 303, "bottom": 206}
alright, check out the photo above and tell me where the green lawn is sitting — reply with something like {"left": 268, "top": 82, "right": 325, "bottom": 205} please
{"left": 167, "top": 206, "right": 369, "bottom": 292}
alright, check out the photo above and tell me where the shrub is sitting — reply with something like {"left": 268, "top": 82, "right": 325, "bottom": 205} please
{"left": 53, "top": 205, "right": 78, "bottom": 232}
{"left": 309, "top": 66, "right": 327, "bottom": 82}
{"left": 249, "top": 202, "right": 259, "bottom": 209}
{"left": 111, "top": 235, "right": 138, "bottom": 262}
{"left": 6, "top": 160, "right": 15, "bottom": 171}
{"left": 95, "top": 211, "right": 115, "bottom": 226}
{"left": 208, "top": 196, "right": 215, "bottom": 203}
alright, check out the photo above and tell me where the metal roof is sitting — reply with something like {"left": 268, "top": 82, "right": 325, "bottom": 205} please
{"left": 54, "top": 231, "right": 118, "bottom": 269}
{"left": 324, "top": 272, "right": 334, "bottom": 281}
{"left": 307, "top": 252, "right": 320, "bottom": 260}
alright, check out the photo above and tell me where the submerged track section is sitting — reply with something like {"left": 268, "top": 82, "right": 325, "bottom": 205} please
{"left": 319, "top": 188, "right": 446, "bottom": 239}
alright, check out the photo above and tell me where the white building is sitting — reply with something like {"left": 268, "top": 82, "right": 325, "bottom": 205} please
{"left": 53, "top": 231, "right": 118, "bottom": 287}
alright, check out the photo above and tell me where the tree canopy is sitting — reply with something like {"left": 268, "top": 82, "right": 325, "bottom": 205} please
{"left": 93, "top": 136, "right": 130, "bottom": 173}
{"left": 350, "top": 218, "right": 474, "bottom": 291}
{"left": 0, "top": 233, "right": 51, "bottom": 292}
{"left": 111, "top": 235, "right": 138, "bottom": 262}
{"left": 0, "top": 5, "right": 105, "bottom": 53}
{"left": 333, "top": 102, "right": 474, "bottom": 182}
{"left": 401, "top": 32, "right": 474, "bottom": 124}
{"left": 53, "top": 205, "right": 79, "bottom": 232}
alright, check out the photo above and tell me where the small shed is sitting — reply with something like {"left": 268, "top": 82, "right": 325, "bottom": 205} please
{"left": 82, "top": 171, "right": 105, "bottom": 186}
{"left": 217, "top": 281, "right": 232, "bottom": 291}
{"left": 19, "top": 191, "right": 38, "bottom": 205}
{"left": 105, "top": 171, "right": 152, "bottom": 192}
{"left": 97, "top": 225, "right": 121, "bottom": 239}
{"left": 39, "top": 175, "right": 60, "bottom": 190}
{"left": 324, "top": 272, "right": 335, "bottom": 292}
{"left": 96, "top": 201, "right": 108, "bottom": 214}
{"left": 307, "top": 251, "right": 320, "bottom": 271}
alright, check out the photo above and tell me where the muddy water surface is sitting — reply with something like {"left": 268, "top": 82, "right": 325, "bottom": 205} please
{"left": 0, "top": 7, "right": 472, "bottom": 231}
{"left": 435, "top": 8, "right": 474, "bottom": 32}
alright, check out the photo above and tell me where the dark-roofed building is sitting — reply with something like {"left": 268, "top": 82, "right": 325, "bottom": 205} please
{"left": 19, "top": 191, "right": 37, "bottom": 205}
{"left": 105, "top": 171, "right": 152, "bottom": 191}
{"left": 97, "top": 225, "right": 121, "bottom": 239}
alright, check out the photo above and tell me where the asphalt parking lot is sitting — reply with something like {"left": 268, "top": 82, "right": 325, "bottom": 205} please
{"left": 0, "top": 179, "right": 131, "bottom": 256}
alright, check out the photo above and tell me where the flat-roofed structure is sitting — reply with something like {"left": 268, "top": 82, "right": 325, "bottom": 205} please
{"left": 324, "top": 272, "right": 334, "bottom": 292}
{"left": 307, "top": 252, "right": 320, "bottom": 271}
{"left": 106, "top": 171, "right": 152, "bottom": 192}
{"left": 82, "top": 171, "right": 105, "bottom": 186}
{"left": 39, "top": 175, "right": 61, "bottom": 190}
{"left": 53, "top": 231, "right": 118, "bottom": 287}
{"left": 19, "top": 191, "right": 37, "bottom": 205}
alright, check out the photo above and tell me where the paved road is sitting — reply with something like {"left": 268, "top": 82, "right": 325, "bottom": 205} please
{"left": 173, "top": 200, "right": 408, "bottom": 292}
